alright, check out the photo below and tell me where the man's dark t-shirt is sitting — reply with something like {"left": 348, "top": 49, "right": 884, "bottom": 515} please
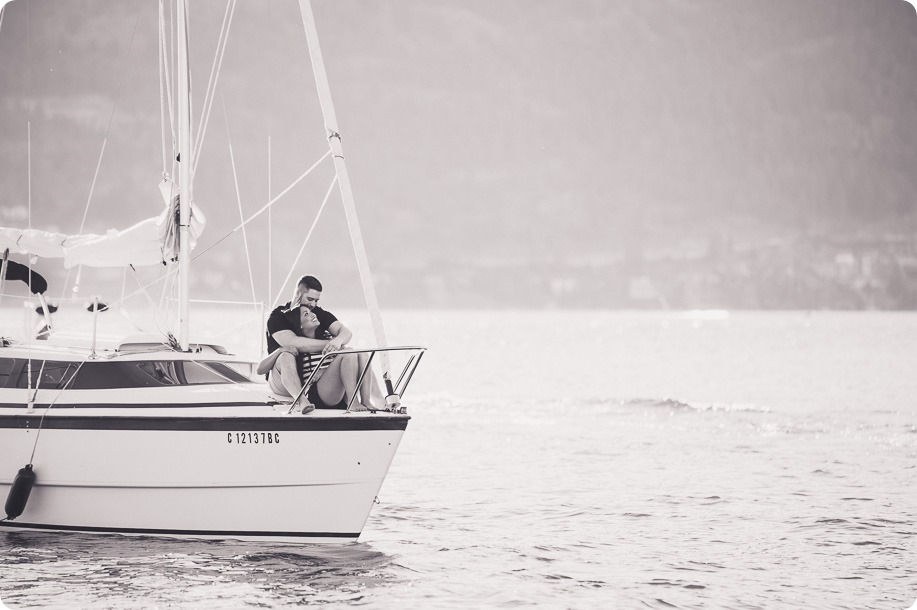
{"left": 265, "top": 302, "right": 337, "bottom": 353}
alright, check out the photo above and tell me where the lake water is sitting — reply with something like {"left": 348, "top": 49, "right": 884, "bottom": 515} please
{"left": 1, "top": 310, "right": 915, "bottom": 609}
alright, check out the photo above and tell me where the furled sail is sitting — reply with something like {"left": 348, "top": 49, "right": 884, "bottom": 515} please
{"left": 0, "top": 179, "right": 205, "bottom": 269}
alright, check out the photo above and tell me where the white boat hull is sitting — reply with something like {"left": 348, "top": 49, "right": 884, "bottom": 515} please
{"left": 0, "top": 411, "right": 409, "bottom": 543}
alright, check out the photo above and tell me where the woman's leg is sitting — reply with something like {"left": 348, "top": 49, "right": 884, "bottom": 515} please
{"left": 314, "top": 356, "right": 349, "bottom": 407}
{"left": 354, "top": 352, "right": 385, "bottom": 409}
{"left": 315, "top": 353, "right": 386, "bottom": 410}
{"left": 272, "top": 351, "right": 301, "bottom": 398}
{"left": 271, "top": 351, "right": 314, "bottom": 412}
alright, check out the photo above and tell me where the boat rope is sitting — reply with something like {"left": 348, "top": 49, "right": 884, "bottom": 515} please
{"left": 220, "top": 93, "right": 258, "bottom": 306}
{"left": 27, "top": 362, "right": 85, "bottom": 466}
{"left": 159, "top": 0, "right": 176, "bottom": 175}
{"left": 59, "top": 0, "right": 146, "bottom": 300}
{"left": 27, "top": 359, "right": 47, "bottom": 406}
{"left": 27, "top": 119, "right": 33, "bottom": 404}
{"left": 27, "top": 153, "right": 331, "bottom": 342}
{"left": 162, "top": 265, "right": 177, "bottom": 329}
{"left": 0, "top": 249, "right": 8, "bottom": 311}
{"left": 268, "top": 137, "right": 273, "bottom": 324}
{"left": 266, "top": 0, "right": 274, "bottom": 318}
{"left": 192, "top": 0, "right": 238, "bottom": 177}
{"left": 272, "top": 176, "right": 337, "bottom": 309}
{"left": 168, "top": 0, "right": 177, "bottom": 182}
{"left": 190, "top": 150, "right": 332, "bottom": 264}
{"left": 130, "top": 264, "right": 172, "bottom": 337}
{"left": 204, "top": 315, "right": 261, "bottom": 342}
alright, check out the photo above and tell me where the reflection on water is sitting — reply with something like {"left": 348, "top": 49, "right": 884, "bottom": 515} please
{"left": 0, "top": 532, "right": 396, "bottom": 608}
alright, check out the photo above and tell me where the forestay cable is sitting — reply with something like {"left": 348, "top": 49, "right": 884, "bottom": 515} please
{"left": 221, "top": 94, "right": 258, "bottom": 305}
{"left": 192, "top": 0, "right": 237, "bottom": 176}
{"left": 159, "top": 0, "right": 176, "bottom": 175}
{"left": 272, "top": 176, "right": 337, "bottom": 309}
{"left": 190, "top": 150, "right": 331, "bottom": 263}
{"left": 60, "top": 0, "right": 146, "bottom": 300}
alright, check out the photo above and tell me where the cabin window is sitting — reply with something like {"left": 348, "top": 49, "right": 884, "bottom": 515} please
{"left": 70, "top": 362, "right": 172, "bottom": 389}
{"left": 69, "top": 360, "right": 250, "bottom": 389}
{"left": 187, "top": 361, "right": 251, "bottom": 384}
{"left": 136, "top": 361, "right": 182, "bottom": 386}
{"left": 0, "top": 359, "right": 250, "bottom": 389}
{"left": 0, "top": 358, "right": 17, "bottom": 387}
{"left": 16, "top": 361, "right": 80, "bottom": 390}
{"left": 223, "top": 361, "right": 255, "bottom": 379}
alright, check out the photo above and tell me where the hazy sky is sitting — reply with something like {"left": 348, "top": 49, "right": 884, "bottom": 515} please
{"left": 1, "top": 0, "right": 916, "bottom": 305}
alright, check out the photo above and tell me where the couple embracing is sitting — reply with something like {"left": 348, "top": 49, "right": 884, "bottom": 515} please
{"left": 259, "top": 275, "right": 385, "bottom": 413}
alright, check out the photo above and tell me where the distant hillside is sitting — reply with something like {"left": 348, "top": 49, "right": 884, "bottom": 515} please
{"left": 1, "top": 0, "right": 916, "bottom": 308}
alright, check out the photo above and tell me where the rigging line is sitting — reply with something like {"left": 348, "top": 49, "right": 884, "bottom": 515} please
{"left": 25, "top": 0, "right": 30, "bottom": 117}
{"left": 27, "top": 119, "right": 32, "bottom": 402}
{"left": 192, "top": 0, "right": 238, "bottom": 175}
{"left": 32, "top": 266, "right": 174, "bottom": 340}
{"left": 158, "top": 0, "right": 169, "bottom": 174}
{"left": 160, "top": 262, "right": 181, "bottom": 335}
{"left": 190, "top": 150, "right": 332, "bottom": 264}
{"left": 267, "top": 0, "right": 273, "bottom": 310}
{"left": 272, "top": 176, "right": 338, "bottom": 309}
{"left": 161, "top": 6, "right": 176, "bottom": 169}
{"left": 22, "top": 151, "right": 330, "bottom": 341}
{"left": 205, "top": 315, "right": 259, "bottom": 340}
{"left": 60, "top": 0, "right": 146, "bottom": 299}
{"left": 28, "top": 362, "right": 85, "bottom": 465}
{"left": 132, "top": 265, "right": 170, "bottom": 336}
{"left": 170, "top": 0, "right": 177, "bottom": 179}
{"left": 158, "top": 263, "right": 171, "bottom": 312}
{"left": 220, "top": 93, "right": 258, "bottom": 306}
{"left": 0, "top": 250, "right": 8, "bottom": 310}
{"left": 28, "top": 359, "right": 48, "bottom": 406}
{"left": 60, "top": 139, "right": 107, "bottom": 300}
{"left": 268, "top": 137, "right": 272, "bottom": 318}
{"left": 194, "top": 0, "right": 234, "bottom": 151}
{"left": 102, "top": 0, "right": 147, "bottom": 140}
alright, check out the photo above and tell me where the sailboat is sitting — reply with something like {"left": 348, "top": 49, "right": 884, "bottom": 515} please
{"left": 0, "top": 1, "right": 424, "bottom": 543}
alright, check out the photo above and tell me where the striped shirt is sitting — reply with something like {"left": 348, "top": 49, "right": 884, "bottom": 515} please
{"left": 298, "top": 352, "right": 334, "bottom": 384}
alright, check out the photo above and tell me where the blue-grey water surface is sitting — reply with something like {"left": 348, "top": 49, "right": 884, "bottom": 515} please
{"left": 1, "top": 310, "right": 915, "bottom": 608}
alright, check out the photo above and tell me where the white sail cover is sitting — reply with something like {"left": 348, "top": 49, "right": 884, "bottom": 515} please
{"left": 0, "top": 179, "right": 205, "bottom": 269}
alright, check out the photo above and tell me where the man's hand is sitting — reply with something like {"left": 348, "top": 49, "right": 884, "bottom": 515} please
{"left": 323, "top": 335, "right": 346, "bottom": 354}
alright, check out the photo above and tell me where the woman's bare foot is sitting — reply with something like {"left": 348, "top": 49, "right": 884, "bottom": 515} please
{"left": 292, "top": 394, "right": 315, "bottom": 414}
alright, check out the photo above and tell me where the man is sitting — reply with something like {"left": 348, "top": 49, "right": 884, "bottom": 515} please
{"left": 263, "top": 275, "right": 383, "bottom": 412}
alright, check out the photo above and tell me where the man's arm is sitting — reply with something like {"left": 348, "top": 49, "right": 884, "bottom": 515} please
{"left": 323, "top": 321, "right": 353, "bottom": 353}
{"left": 272, "top": 329, "right": 329, "bottom": 353}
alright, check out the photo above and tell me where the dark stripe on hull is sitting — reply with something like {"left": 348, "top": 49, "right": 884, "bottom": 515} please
{"left": 0, "top": 402, "right": 274, "bottom": 409}
{"left": 0, "top": 521, "right": 358, "bottom": 539}
{"left": 0, "top": 415, "right": 410, "bottom": 431}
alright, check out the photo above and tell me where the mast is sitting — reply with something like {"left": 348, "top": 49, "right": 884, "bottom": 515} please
{"left": 297, "top": 1, "right": 396, "bottom": 398}
{"left": 177, "top": 0, "right": 192, "bottom": 351}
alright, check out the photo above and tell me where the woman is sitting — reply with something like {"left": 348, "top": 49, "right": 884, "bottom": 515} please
{"left": 259, "top": 307, "right": 386, "bottom": 413}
